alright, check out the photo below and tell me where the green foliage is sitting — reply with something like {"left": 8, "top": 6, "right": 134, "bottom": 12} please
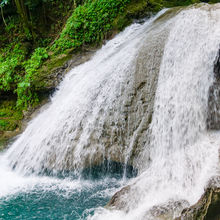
{"left": 0, "top": 0, "right": 218, "bottom": 130}
{"left": 53, "top": 0, "right": 130, "bottom": 53}
{"left": 162, "top": 0, "right": 205, "bottom": 7}
{"left": 0, "top": 120, "right": 7, "bottom": 130}
{"left": 5, "top": 18, "right": 16, "bottom": 32}
{"left": 0, "top": 44, "right": 49, "bottom": 108}
{"left": 0, "top": 44, "right": 25, "bottom": 91}
{"left": 16, "top": 47, "right": 48, "bottom": 107}
{"left": 0, "top": 100, "right": 23, "bottom": 132}
{"left": 0, "top": 0, "right": 132, "bottom": 110}
{"left": 24, "top": 47, "right": 48, "bottom": 75}
{"left": 0, "top": 119, "right": 17, "bottom": 131}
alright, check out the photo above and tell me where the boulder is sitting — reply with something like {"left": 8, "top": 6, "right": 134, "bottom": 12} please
{"left": 176, "top": 187, "right": 220, "bottom": 220}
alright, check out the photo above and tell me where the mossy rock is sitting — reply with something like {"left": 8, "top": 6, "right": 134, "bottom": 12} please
{"left": 32, "top": 53, "right": 72, "bottom": 90}
{"left": 32, "top": 48, "right": 95, "bottom": 93}
{"left": 0, "top": 98, "right": 23, "bottom": 150}
{"left": 111, "top": 0, "right": 163, "bottom": 33}
{"left": 176, "top": 187, "right": 220, "bottom": 220}
{"left": 0, "top": 136, "right": 8, "bottom": 151}
{"left": 0, "top": 119, "right": 18, "bottom": 131}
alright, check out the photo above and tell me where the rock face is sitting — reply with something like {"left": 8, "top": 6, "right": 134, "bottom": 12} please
{"left": 108, "top": 47, "right": 220, "bottom": 220}
{"left": 176, "top": 187, "right": 220, "bottom": 220}
{"left": 175, "top": 49, "right": 220, "bottom": 219}
{"left": 5, "top": 8, "right": 177, "bottom": 175}
{"left": 33, "top": 51, "right": 95, "bottom": 95}
{"left": 207, "top": 48, "right": 220, "bottom": 130}
{"left": 106, "top": 6, "right": 220, "bottom": 219}
{"left": 214, "top": 49, "right": 220, "bottom": 79}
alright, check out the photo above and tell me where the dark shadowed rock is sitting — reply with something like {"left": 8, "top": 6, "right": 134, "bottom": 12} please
{"left": 181, "top": 48, "right": 220, "bottom": 220}
{"left": 207, "top": 48, "right": 220, "bottom": 130}
{"left": 214, "top": 48, "right": 220, "bottom": 80}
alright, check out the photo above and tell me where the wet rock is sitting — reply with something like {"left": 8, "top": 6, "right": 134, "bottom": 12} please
{"left": 0, "top": 129, "right": 20, "bottom": 151}
{"left": 148, "top": 200, "right": 189, "bottom": 220}
{"left": 107, "top": 184, "right": 189, "bottom": 219}
{"left": 176, "top": 187, "right": 220, "bottom": 220}
{"left": 207, "top": 83, "right": 220, "bottom": 130}
{"left": 207, "top": 48, "right": 220, "bottom": 130}
{"left": 33, "top": 50, "right": 95, "bottom": 94}
{"left": 38, "top": 9, "right": 170, "bottom": 173}
{"left": 105, "top": 8, "right": 180, "bottom": 213}
{"left": 214, "top": 48, "right": 220, "bottom": 80}
{"left": 107, "top": 185, "right": 131, "bottom": 211}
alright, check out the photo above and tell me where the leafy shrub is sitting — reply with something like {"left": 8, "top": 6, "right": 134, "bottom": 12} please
{"left": 16, "top": 47, "right": 48, "bottom": 107}
{"left": 0, "top": 43, "right": 25, "bottom": 91}
{"left": 52, "top": 0, "right": 130, "bottom": 52}
{"left": 1, "top": 0, "right": 210, "bottom": 110}
{"left": 1, "top": 0, "right": 131, "bottom": 108}
{"left": 0, "top": 44, "right": 48, "bottom": 107}
{"left": 24, "top": 47, "right": 48, "bottom": 75}
{"left": 0, "top": 120, "right": 8, "bottom": 131}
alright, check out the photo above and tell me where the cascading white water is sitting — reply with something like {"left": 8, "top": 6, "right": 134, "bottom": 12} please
{"left": 3, "top": 15, "right": 158, "bottom": 175}
{"left": 0, "top": 3, "right": 220, "bottom": 220}
{"left": 90, "top": 3, "right": 220, "bottom": 220}
{"left": 3, "top": 8, "right": 173, "bottom": 177}
{"left": 0, "top": 9, "right": 167, "bottom": 199}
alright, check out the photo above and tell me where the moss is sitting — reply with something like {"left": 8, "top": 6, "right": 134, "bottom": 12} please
{"left": 155, "top": 5, "right": 182, "bottom": 23}
{"left": 109, "top": 0, "right": 164, "bottom": 38}
{"left": 205, "top": 189, "right": 220, "bottom": 220}
{"left": 126, "top": 0, "right": 162, "bottom": 17}
{"left": 163, "top": 0, "right": 200, "bottom": 7}
{"left": 125, "top": 0, "right": 149, "bottom": 18}
{"left": 52, "top": 0, "right": 131, "bottom": 53}
{"left": 32, "top": 52, "right": 72, "bottom": 90}
{"left": 0, "top": 137, "right": 8, "bottom": 151}
{"left": 178, "top": 188, "right": 220, "bottom": 220}
{"left": 112, "top": 15, "right": 131, "bottom": 32}
{"left": 0, "top": 98, "right": 23, "bottom": 150}
{"left": 0, "top": 99, "right": 23, "bottom": 132}
{"left": 0, "top": 0, "right": 215, "bottom": 139}
{"left": 0, "top": 120, "right": 17, "bottom": 131}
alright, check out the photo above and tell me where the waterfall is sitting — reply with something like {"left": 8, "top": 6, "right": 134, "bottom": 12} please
{"left": 3, "top": 10, "right": 167, "bottom": 176}
{"left": 0, "top": 3, "right": 220, "bottom": 220}
{"left": 90, "top": 3, "right": 220, "bottom": 220}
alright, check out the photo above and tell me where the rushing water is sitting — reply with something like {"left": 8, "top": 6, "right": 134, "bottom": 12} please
{"left": 91, "top": 4, "right": 220, "bottom": 220}
{"left": 0, "top": 10, "right": 162, "bottom": 219}
{"left": 0, "top": 157, "right": 123, "bottom": 219}
{"left": 1, "top": 3, "right": 220, "bottom": 220}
